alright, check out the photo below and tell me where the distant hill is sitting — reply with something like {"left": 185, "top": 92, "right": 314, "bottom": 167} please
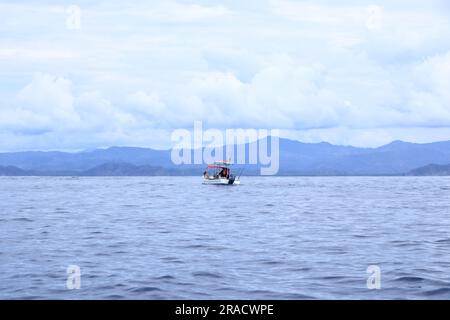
{"left": 276, "top": 139, "right": 450, "bottom": 175}
{"left": 0, "top": 147, "right": 171, "bottom": 172}
{"left": 82, "top": 162, "right": 180, "bottom": 176}
{"left": 0, "top": 165, "right": 32, "bottom": 176}
{"left": 407, "top": 163, "right": 450, "bottom": 176}
{"left": 1, "top": 138, "right": 450, "bottom": 176}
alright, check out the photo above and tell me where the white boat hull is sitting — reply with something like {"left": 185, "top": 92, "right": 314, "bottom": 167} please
{"left": 202, "top": 177, "right": 240, "bottom": 185}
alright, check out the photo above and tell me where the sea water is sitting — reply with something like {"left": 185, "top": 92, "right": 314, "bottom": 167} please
{"left": 0, "top": 176, "right": 449, "bottom": 299}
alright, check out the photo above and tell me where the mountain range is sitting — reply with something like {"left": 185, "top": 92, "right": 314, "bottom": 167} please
{"left": 1, "top": 138, "right": 450, "bottom": 176}
{"left": 407, "top": 163, "right": 450, "bottom": 176}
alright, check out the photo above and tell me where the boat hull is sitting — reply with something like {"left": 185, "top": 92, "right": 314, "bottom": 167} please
{"left": 202, "top": 177, "right": 240, "bottom": 185}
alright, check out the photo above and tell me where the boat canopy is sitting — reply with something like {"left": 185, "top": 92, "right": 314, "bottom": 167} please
{"left": 207, "top": 165, "right": 229, "bottom": 169}
{"left": 213, "top": 160, "right": 231, "bottom": 166}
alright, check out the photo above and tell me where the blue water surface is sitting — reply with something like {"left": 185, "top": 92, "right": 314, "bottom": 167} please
{"left": 0, "top": 176, "right": 449, "bottom": 299}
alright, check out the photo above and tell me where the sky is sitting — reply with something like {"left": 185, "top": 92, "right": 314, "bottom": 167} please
{"left": 1, "top": 0, "right": 450, "bottom": 151}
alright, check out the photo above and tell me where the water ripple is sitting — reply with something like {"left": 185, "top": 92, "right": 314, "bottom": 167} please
{"left": 1, "top": 176, "right": 449, "bottom": 299}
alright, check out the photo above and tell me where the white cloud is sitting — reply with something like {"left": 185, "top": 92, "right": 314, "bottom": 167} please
{"left": 17, "top": 73, "right": 79, "bottom": 129}
{"left": 1, "top": 0, "right": 450, "bottom": 150}
{"left": 0, "top": 48, "right": 78, "bottom": 60}
{"left": 126, "top": 91, "right": 166, "bottom": 115}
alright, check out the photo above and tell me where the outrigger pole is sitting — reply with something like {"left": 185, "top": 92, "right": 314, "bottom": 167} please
{"left": 237, "top": 167, "right": 244, "bottom": 179}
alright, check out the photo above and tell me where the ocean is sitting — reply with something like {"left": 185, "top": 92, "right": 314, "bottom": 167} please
{"left": 1, "top": 176, "right": 449, "bottom": 299}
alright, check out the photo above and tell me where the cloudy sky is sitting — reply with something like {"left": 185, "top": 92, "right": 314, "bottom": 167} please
{"left": 1, "top": 0, "right": 450, "bottom": 151}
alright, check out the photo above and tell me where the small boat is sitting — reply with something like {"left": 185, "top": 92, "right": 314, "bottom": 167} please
{"left": 202, "top": 161, "right": 241, "bottom": 185}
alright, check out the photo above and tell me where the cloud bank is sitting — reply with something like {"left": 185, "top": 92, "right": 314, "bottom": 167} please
{"left": 1, "top": 0, "right": 450, "bottom": 150}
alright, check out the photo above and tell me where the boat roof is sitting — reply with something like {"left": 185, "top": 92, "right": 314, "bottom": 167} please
{"left": 205, "top": 160, "right": 233, "bottom": 169}
{"left": 214, "top": 160, "right": 231, "bottom": 166}
{"left": 207, "top": 164, "right": 230, "bottom": 169}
